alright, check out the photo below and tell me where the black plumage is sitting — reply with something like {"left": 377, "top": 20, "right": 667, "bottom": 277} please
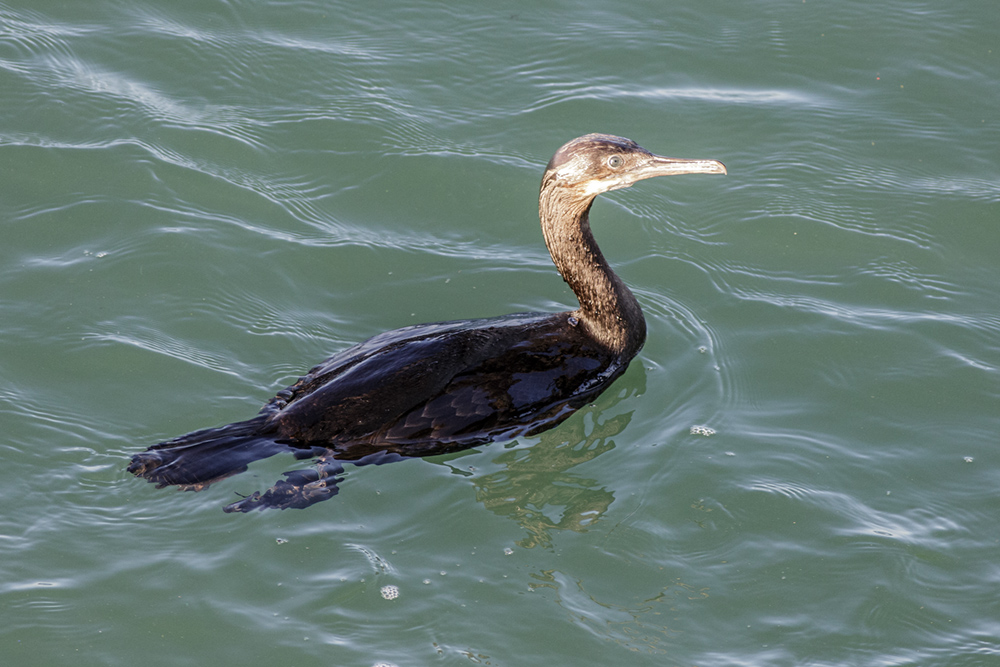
{"left": 128, "top": 134, "right": 726, "bottom": 511}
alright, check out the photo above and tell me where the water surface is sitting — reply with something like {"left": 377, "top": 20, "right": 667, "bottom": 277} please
{"left": 2, "top": 1, "right": 998, "bottom": 665}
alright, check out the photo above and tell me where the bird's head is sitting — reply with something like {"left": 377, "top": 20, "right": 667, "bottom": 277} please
{"left": 544, "top": 133, "right": 726, "bottom": 198}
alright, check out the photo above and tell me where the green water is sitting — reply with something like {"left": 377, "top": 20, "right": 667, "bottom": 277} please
{"left": 2, "top": 1, "right": 998, "bottom": 665}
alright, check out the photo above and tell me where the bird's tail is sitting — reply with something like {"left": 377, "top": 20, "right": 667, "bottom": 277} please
{"left": 129, "top": 415, "right": 292, "bottom": 490}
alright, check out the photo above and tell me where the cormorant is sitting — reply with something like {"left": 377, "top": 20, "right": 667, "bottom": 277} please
{"left": 128, "top": 134, "right": 726, "bottom": 512}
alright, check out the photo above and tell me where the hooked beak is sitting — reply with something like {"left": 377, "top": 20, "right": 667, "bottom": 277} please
{"left": 634, "top": 153, "right": 727, "bottom": 181}
{"left": 597, "top": 152, "right": 726, "bottom": 194}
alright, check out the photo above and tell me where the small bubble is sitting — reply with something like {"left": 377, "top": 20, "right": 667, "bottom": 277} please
{"left": 964, "top": 456, "right": 974, "bottom": 463}
{"left": 504, "top": 547, "right": 514, "bottom": 556}
{"left": 698, "top": 346, "right": 707, "bottom": 353}
{"left": 423, "top": 579, "right": 431, "bottom": 585}
{"left": 275, "top": 537, "right": 288, "bottom": 544}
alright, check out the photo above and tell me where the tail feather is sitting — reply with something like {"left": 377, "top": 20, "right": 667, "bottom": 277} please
{"left": 129, "top": 416, "right": 292, "bottom": 489}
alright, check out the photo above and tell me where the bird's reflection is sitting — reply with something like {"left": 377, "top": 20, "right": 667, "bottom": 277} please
{"left": 456, "top": 370, "right": 645, "bottom": 548}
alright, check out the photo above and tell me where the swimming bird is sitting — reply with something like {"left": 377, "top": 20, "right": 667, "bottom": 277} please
{"left": 128, "top": 134, "right": 726, "bottom": 512}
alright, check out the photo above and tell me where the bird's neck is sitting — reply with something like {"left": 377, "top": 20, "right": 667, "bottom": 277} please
{"left": 538, "top": 183, "right": 646, "bottom": 357}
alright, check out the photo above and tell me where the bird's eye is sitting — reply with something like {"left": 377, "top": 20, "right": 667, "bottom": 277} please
{"left": 607, "top": 155, "right": 623, "bottom": 169}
